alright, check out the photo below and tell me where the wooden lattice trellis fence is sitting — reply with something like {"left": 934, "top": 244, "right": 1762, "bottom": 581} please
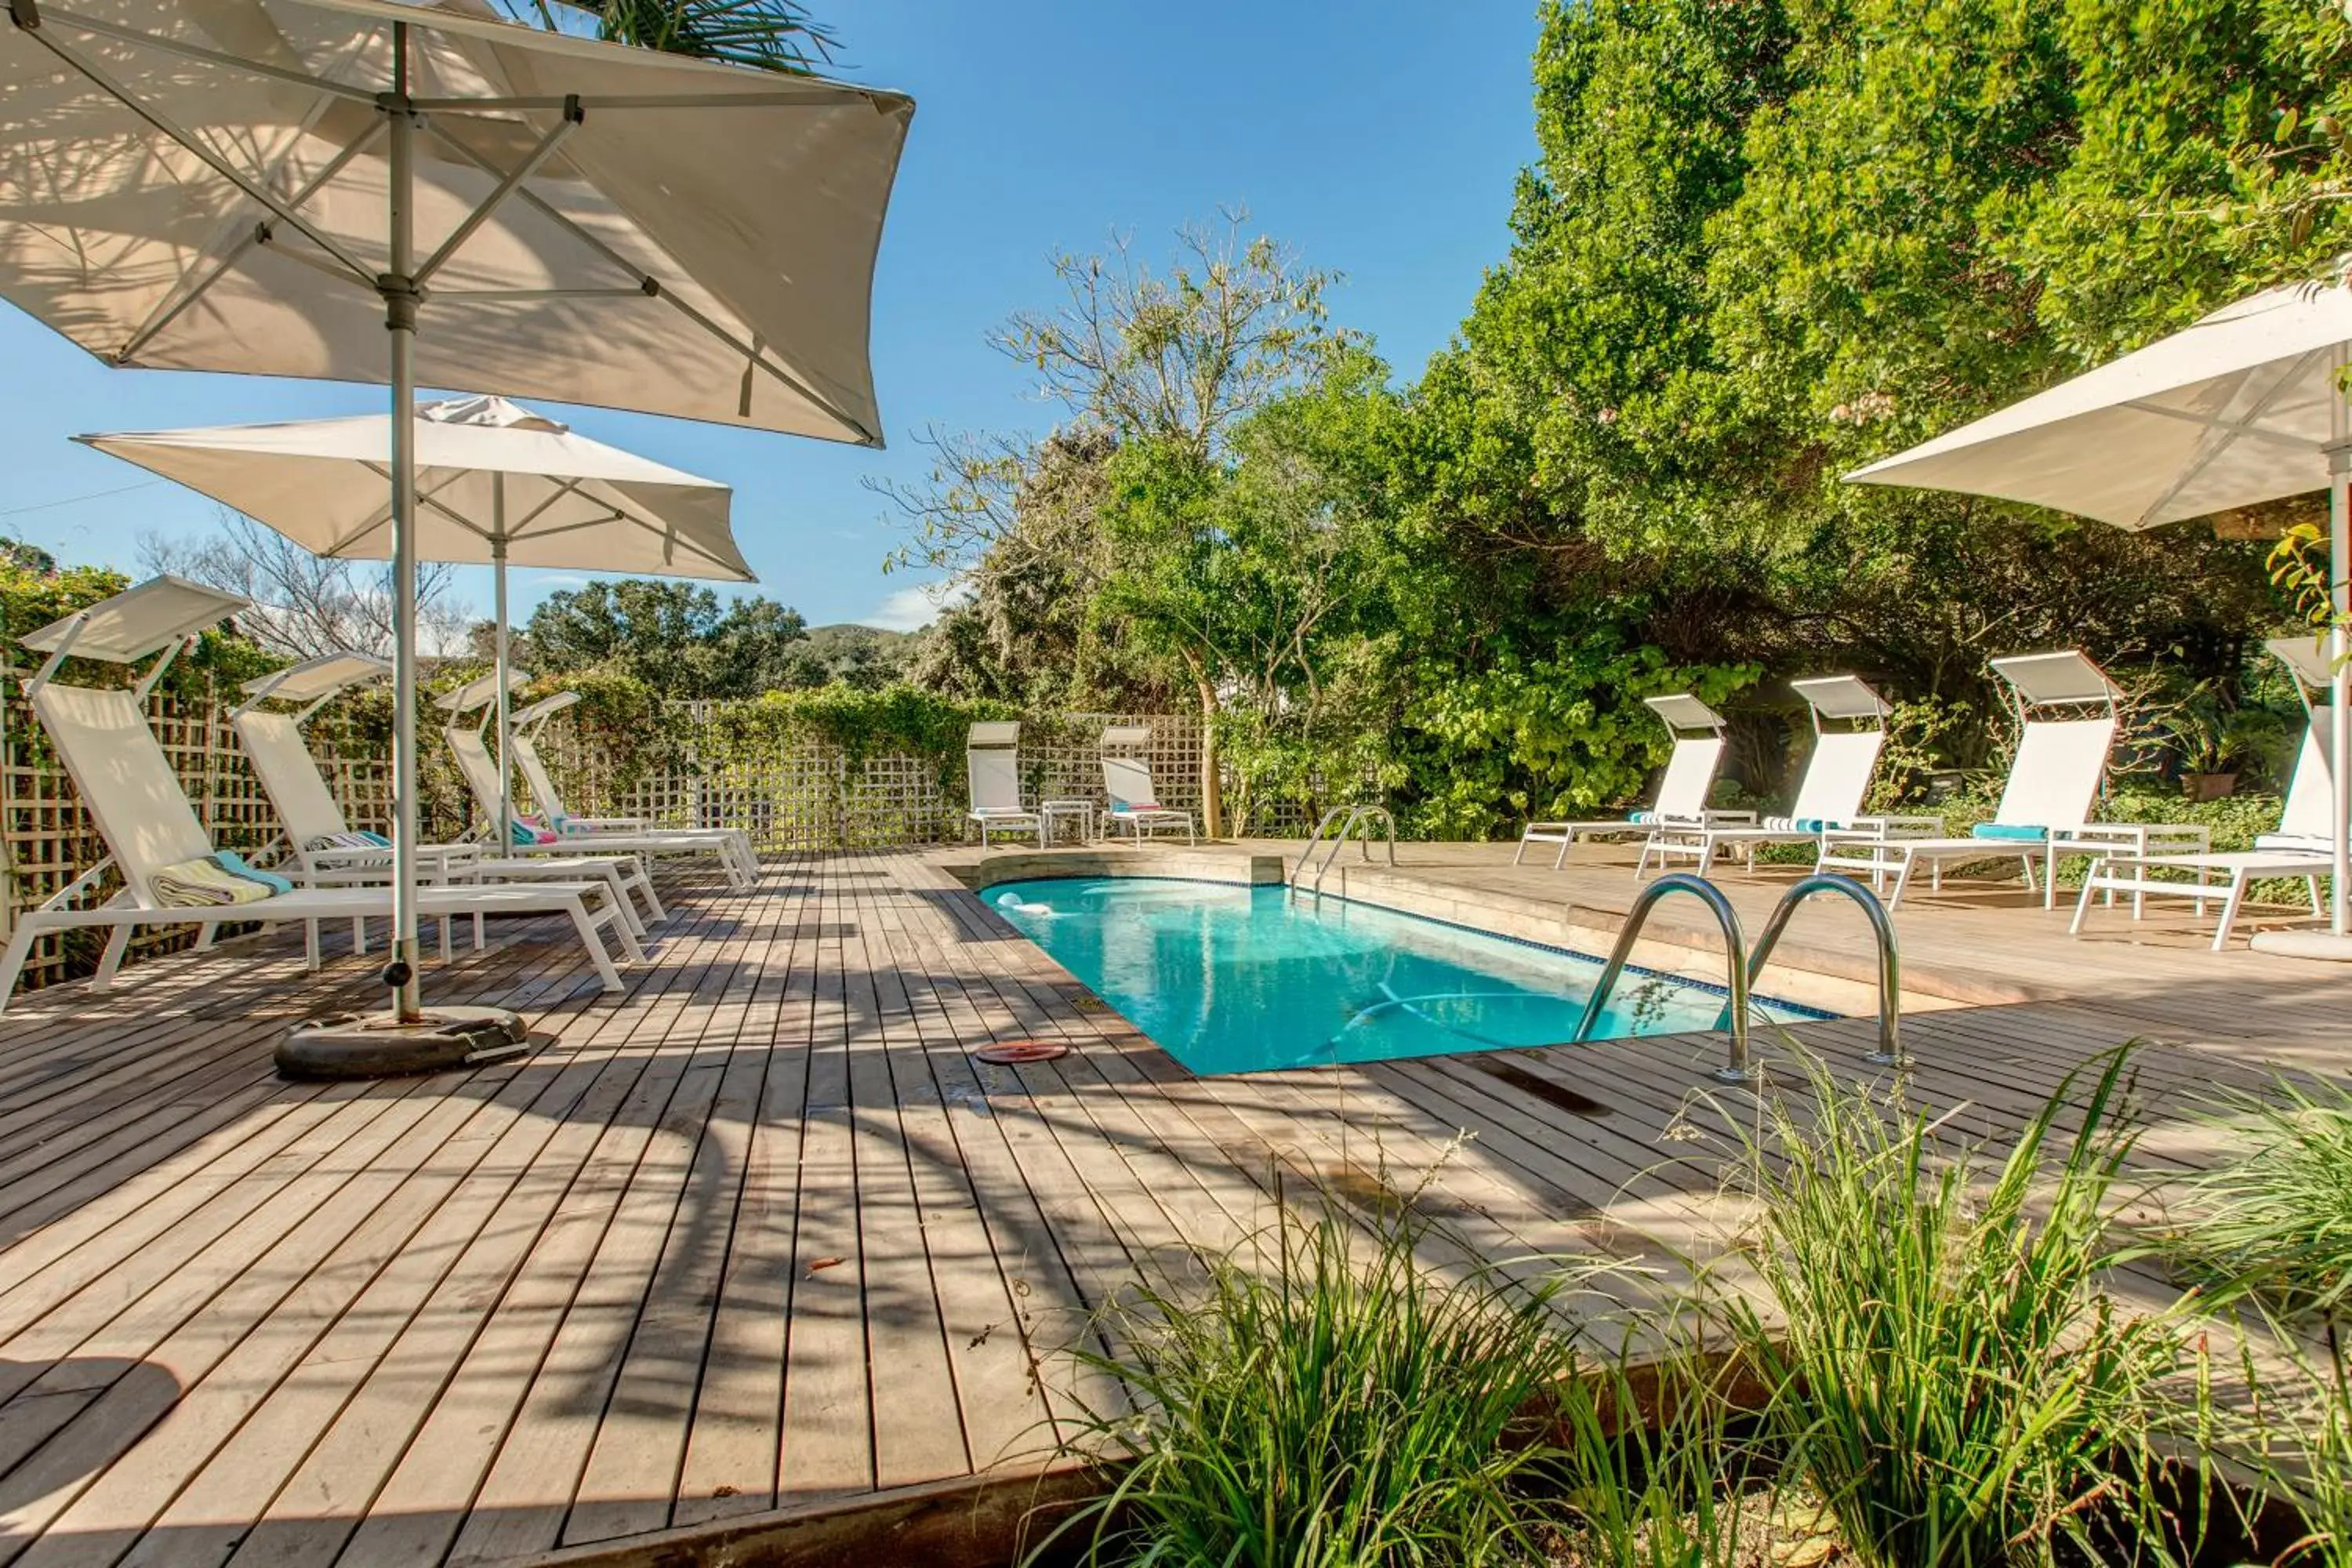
{"left": 0, "top": 689, "right": 1242, "bottom": 993}
{"left": 526, "top": 707, "right": 1216, "bottom": 851}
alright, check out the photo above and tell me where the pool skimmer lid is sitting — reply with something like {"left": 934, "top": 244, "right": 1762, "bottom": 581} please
{"left": 972, "top": 1040, "right": 1069, "bottom": 1065}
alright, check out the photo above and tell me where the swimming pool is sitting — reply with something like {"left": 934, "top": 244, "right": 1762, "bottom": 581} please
{"left": 986, "top": 877, "right": 1828, "bottom": 1076}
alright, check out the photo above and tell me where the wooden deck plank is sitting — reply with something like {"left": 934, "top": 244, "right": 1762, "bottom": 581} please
{"left": 666, "top": 887, "right": 815, "bottom": 1529}
{"left": 559, "top": 884, "right": 792, "bottom": 1547}
{"left": 770, "top": 895, "right": 878, "bottom": 1510}
{"left": 0, "top": 844, "right": 2334, "bottom": 1566}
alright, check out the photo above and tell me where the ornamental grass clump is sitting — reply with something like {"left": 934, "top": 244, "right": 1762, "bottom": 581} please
{"left": 1546, "top": 1345, "right": 1781, "bottom": 1568}
{"left": 1040, "top": 1197, "right": 1579, "bottom": 1568}
{"left": 1719, "top": 1047, "right": 2196, "bottom": 1568}
{"left": 2174, "top": 1073, "right": 2352, "bottom": 1320}
{"left": 2221, "top": 1327, "right": 2352, "bottom": 1568}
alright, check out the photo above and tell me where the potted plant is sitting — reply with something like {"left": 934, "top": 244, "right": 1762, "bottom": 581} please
{"left": 2158, "top": 684, "right": 2286, "bottom": 800}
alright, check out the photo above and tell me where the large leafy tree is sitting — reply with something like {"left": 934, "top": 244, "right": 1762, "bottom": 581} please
{"left": 887, "top": 216, "right": 1343, "bottom": 833}
{"left": 517, "top": 579, "right": 817, "bottom": 699}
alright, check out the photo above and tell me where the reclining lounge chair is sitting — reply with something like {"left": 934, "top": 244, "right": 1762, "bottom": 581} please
{"left": 1639, "top": 675, "right": 1934, "bottom": 875}
{"left": 2072, "top": 638, "right": 2339, "bottom": 948}
{"left": 1516, "top": 694, "right": 1753, "bottom": 869}
{"left": 233, "top": 652, "right": 659, "bottom": 934}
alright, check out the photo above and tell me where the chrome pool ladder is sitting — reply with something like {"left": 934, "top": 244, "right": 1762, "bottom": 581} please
{"left": 1290, "top": 804, "right": 1396, "bottom": 898}
{"left": 1569, "top": 872, "right": 1903, "bottom": 1082}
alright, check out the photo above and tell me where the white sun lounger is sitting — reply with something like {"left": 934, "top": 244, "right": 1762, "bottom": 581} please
{"left": 1516, "top": 694, "right": 1754, "bottom": 869}
{"left": 0, "top": 593, "right": 639, "bottom": 1012}
{"left": 1100, "top": 727, "right": 1196, "bottom": 844}
{"left": 965, "top": 721, "right": 1043, "bottom": 848}
{"left": 1639, "top": 675, "right": 1936, "bottom": 875}
{"left": 1817, "top": 650, "right": 2201, "bottom": 906}
{"left": 505, "top": 692, "right": 760, "bottom": 884}
{"left": 232, "top": 655, "right": 659, "bottom": 935}
{"left": 437, "top": 694, "right": 756, "bottom": 890}
{"left": 2074, "top": 640, "right": 2342, "bottom": 948}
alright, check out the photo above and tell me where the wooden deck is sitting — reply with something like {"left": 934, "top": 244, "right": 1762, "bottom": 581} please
{"left": 0, "top": 842, "right": 2337, "bottom": 1565}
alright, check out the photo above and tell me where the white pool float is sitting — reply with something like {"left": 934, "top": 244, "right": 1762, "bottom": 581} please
{"left": 995, "top": 891, "right": 1055, "bottom": 917}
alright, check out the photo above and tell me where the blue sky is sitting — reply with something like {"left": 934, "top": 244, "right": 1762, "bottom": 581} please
{"left": 0, "top": 2, "right": 1541, "bottom": 633}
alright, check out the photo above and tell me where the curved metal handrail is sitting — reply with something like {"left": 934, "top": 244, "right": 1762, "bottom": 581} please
{"left": 1294, "top": 804, "right": 1398, "bottom": 897}
{"left": 1572, "top": 873, "right": 1754, "bottom": 1083}
{"left": 1731, "top": 872, "right": 1903, "bottom": 1066}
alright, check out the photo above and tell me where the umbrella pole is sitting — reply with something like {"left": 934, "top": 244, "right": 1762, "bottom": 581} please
{"left": 494, "top": 519, "right": 515, "bottom": 857}
{"left": 2333, "top": 392, "right": 2350, "bottom": 938}
{"left": 385, "top": 23, "right": 423, "bottom": 1023}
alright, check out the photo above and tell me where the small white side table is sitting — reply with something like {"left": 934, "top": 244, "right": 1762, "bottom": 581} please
{"left": 1039, "top": 799, "right": 1095, "bottom": 846}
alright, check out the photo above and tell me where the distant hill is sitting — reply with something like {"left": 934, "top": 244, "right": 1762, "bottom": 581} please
{"left": 799, "top": 622, "right": 916, "bottom": 688}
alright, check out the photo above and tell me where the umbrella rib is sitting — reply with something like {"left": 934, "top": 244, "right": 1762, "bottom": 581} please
{"left": 2127, "top": 350, "right": 2325, "bottom": 524}
{"left": 430, "top": 288, "right": 651, "bottom": 303}
{"left": 519, "top": 508, "right": 730, "bottom": 569}
{"left": 413, "top": 107, "right": 583, "bottom": 287}
{"left": 416, "top": 116, "right": 878, "bottom": 443}
{"left": 503, "top": 478, "right": 741, "bottom": 575}
{"left": 2117, "top": 388, "right": 2325, "bottom": 453}
{"left": 326, "top": 462, "right": 481, "bottom": 554}
{"left": 505, "top": 476, "right": 739, "bottom": 575}
{"left": 117, "top": 122, "right": 388, "bottom": 364}
{"left": 20, "top": 29, "right": 377, "bottom": 288}
{"left": 407, "top": 89, "right": 863, "bottom": 113}
{"left": 507, "top": 485, "right": 579, "bottom": 535}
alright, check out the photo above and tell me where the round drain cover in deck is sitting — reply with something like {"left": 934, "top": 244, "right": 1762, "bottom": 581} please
{"left": 973, "top": 1040, "right": 1069, "bottom": 1065}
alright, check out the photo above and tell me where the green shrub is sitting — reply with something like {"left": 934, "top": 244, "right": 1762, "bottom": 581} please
{"left": 1717, "top": 1047, "right": 2197, "bottom": 1568}
{"left": 1039, "top": 1197, "right": 1577, "bottom": 1568}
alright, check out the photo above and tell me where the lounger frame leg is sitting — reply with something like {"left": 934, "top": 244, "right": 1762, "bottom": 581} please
{"left": 93, "top": 925, "right": 134, "bottom": 993}
{"left": 2069, "top": 865, "right": 2100, "bottom": 935}
{"left": 2212, "top": 872, "right": 2254, "bottom": 952}
{"left": 562, "top": 893, "right": 626, "bottom": 993}
{"left": 0, "top": 916, "right": 48, "bottom": 1016}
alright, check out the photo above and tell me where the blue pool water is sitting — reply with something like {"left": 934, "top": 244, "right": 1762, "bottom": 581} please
{"left": 987, "top": 877, "right": 1828, "bottom": 1076}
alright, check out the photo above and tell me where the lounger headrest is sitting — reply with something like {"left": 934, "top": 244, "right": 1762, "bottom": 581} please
{"left": 238, "top": 652, "right": 390, "bottom": 708}
{"left": 1990, "top": 649, "right": 2118, "bottom": 713}
{"left": 1642, "top": 693, "right": 1726, "bottom": 735}
{"left": 1791, "top": 674, "right": 1892, "bottom": 724}
{"left": 19, "top": 575, "right": 249, "bottom": 665}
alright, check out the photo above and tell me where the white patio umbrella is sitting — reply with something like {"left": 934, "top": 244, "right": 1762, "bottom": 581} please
{"left": 78, "top": 393, "right": 750, "bottom": 852}
{"left": 1848, "top": 279, "right": 2352, "bottom": 956}
{"left": 0, "top": 0, "right": 910, "bottom": 1029}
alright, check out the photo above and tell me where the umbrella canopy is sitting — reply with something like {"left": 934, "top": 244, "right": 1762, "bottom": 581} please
{"left": 0, "top": 0, "right": 911, "bottom": 1024}
{"left": 78, "top": 394, "right": 750, "bottom": 578}
{"left": 78, "top": 393, "right": 750, "bottom": 847}
{"left": 0, "top": 0, "right": 909, "bottom": 443}
{"left": 1848, "top": 282, "right": 2352, "bottom": 526}
{"left": 1845, "top": 278, "right": 2352, "bottom": 949}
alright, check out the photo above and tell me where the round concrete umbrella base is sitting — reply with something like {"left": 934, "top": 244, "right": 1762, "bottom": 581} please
{"left": 276, "top": 1005, "right": 532, "bottom": 1080}
{"left": 2248, "top": 931, "right": 2352, "bottom": 963}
